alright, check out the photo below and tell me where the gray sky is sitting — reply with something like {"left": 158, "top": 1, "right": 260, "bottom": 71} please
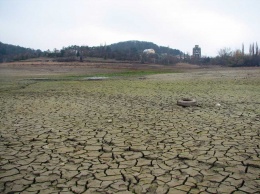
{"left": 0, "top": 0, "right": 259, "bottom": 56}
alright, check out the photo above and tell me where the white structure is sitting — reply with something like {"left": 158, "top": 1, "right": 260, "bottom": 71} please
{"left": 143, "top": 49, "right": 155, "bottom": 54}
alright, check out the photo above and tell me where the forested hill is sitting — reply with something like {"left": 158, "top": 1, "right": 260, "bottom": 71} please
{"left": 0, "top": 40, "right": 182, "bottom": 63}
{"left": 0, "top": 42, "right": 42, "bottom": 62}
{"left": 109, "top": 40, "right": 182, "bottom": 56}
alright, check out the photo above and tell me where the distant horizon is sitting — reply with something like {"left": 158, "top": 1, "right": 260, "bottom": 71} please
{"left": 1, "top": 0, "right": 259, "bottom": 57}
{"left": 1, "top": 39, "right": 185, "bottom": 53}
{"left": 1, "top": 39, "right": 257, "bottom": 58}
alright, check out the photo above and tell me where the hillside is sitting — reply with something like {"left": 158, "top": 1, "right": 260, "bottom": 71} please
{"left": 109, "top": 40, "right": 182, "bottom": 56}
{"left": 0, "top": 42, "right": 42, "bottom": 62}
{"left": 0, "top": 40, "right": 183, "bottom": 64}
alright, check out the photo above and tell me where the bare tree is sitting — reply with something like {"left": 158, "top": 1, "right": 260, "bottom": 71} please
{"left": 233, "top": 49, "right": 242, "bottom": 56}
{"left": 242, "top": 43, "right": 244, "bottom": 55}
{"left": 256, "top": 42, "right": 258, "bottom": 56}
{"left": 252, "top": 43, "right": 255, "bottom": 56}
{"left": 218, "top": 47, "right": 232, "bottom": 58}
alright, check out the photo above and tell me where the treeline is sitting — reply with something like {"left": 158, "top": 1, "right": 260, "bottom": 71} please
{"left": 212, "top": 43, "right": 260, "bottom": 67}
{"left": 0, "top": 41, "right": 183, "bottom": 64}
{"left": 185, "top": 42, "right": 260, "bottom": 67}
{"left": 49, "top": 41, "right": 183, "bottom": 64}
{"left": 0, "top": 42, "right": 42, "bottom": 62}
{"left": 1, "top": 40, "right": 259, "bottom": 67}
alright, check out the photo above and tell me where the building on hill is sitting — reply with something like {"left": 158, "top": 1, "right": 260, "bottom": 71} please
{"left": 143, "top": 49, "right": 155, "bottom": 54}
{"left": 193, "top": 45, "right": 201, "bottom": 58}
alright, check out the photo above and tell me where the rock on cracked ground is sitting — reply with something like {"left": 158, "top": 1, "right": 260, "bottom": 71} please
{"left": 0, "top": 69, "right": 260, "bottom": 193}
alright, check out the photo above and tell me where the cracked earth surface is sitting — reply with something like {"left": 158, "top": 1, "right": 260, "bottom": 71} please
{"left": 0, "top": 68, "right": 260, "bottom": 193}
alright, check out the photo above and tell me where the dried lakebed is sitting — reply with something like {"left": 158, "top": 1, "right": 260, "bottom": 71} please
{"left": 0, "top": 69, "right": 260, "bottom": 193}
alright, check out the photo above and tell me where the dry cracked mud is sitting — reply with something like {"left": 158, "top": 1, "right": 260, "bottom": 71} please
{"left": 0, "top": 68, "right": 260, "bottom": 194}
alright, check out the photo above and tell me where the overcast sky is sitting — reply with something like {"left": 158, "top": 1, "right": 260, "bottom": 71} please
{"left": 0, "top": 0, "right": 259, "bottom": 56}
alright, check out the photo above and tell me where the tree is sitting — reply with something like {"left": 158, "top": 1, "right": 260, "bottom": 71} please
{"left": 218, "top": 47, "right": 232, "bottom": 58}
{"left": 256, "top": 42, "right": 258, "bottom": 56}
{"left": 60, "top": 49, "right": 65, "bottom": 57}
{"left": 216, "top": 48, "right": 232, "bottom": 66}
{"left": 231, "top": 49, "right": 244, "bottom": 66}
{"left": 252, "top": 43, "right": 255, "bottom": 56}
